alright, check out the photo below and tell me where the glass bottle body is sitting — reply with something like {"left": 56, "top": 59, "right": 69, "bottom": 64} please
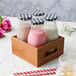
{"left": 17, "top": 20, "right": 31, "bottom": 41}
{"left": 43, "top": 21, "right": 59, "bottom": 41}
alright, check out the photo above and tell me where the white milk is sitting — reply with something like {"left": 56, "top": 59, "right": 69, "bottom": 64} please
{"left": 17, "top": 20, "right": 31, "bottom": 41}
{"left": 44, "top": 21, "right": 59, "bottom": 41}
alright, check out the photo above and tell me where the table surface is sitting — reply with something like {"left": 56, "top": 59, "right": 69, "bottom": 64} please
{"left": 0, "top": 17, "right": 76, "bottom": 76}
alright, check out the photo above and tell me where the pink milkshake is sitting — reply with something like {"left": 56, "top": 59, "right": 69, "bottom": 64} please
{"left": 28, "top": 29, "right": 47, "bottom": 47}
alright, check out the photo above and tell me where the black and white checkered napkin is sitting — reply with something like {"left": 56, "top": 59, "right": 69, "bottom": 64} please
{"left": 18, "top": 14, "right": 32, "bottom": 20}
{"left": 31, "top": 18, "right": 44, "bottom": 25}
{"left": 44, "top": 14, "right": 57, "bottom": 21}
{"left": 32, "top": 9, "right": 45, "bottom": 16}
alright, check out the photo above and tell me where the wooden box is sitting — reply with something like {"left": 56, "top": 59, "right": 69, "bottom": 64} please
{"left": 12, "top": 36, "right": 64, "bottom": 67}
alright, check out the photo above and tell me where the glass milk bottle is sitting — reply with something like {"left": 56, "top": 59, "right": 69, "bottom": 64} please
{"left": 32, "top": 9, "right": 45, "bottom": 19}
{"left": 43, "top": 14, "right": 58, "bottom": 41}
{"left": 17, "top": 14, "right": 32, "bottom": 41}
{"left": 28, "top": 18, "right": 47, "bottom": 47}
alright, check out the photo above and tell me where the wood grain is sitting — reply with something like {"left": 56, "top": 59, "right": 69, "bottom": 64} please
{"left": 12, "top": 35, "right": 64, "bottom": 67}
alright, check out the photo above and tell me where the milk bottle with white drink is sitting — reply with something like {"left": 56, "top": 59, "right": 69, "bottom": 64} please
{"left": 17, "top": 14, "right": 32, "bottom": 41}
{"left": 44, "top": 14, "right": 58, "bottom": 41}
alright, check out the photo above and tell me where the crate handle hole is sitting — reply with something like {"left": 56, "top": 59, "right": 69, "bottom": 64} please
{"left": 45, "top": 48, "right": 57, "bottom": 56}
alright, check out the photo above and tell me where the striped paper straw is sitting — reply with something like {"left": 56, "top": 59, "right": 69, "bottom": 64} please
{"left": 13, "top": 68, "right": 56, "bottom": 76}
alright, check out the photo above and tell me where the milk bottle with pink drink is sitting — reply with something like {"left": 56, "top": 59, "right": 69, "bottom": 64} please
{"left": 28, "top": 18, "right": 47, "bottom": 47}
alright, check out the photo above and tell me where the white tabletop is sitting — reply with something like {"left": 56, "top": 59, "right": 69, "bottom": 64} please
{"left": 0, "top": 17, "right": 76, "bottom": 76}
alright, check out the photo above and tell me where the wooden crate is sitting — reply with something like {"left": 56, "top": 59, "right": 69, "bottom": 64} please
{"left": 12, "top": 35, "right": 64, "bottom": 67}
